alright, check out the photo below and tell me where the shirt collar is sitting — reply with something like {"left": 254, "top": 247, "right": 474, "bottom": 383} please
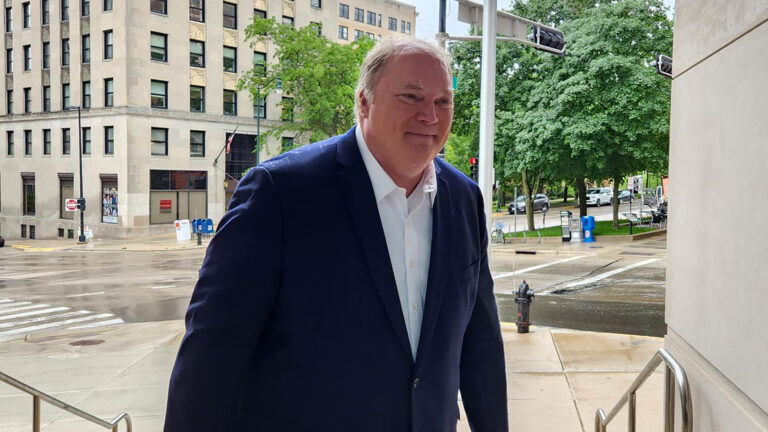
{"left": 355, "top": 125, "right": 437, "bottom": 207}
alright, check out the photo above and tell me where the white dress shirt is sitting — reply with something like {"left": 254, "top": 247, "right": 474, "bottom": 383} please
{"left": 355, "top": 126, "right": 437, "bottom": 360}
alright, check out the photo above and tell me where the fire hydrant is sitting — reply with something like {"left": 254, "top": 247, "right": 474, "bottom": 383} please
{"left": 515, "top": 280, "right": 535, "bottom": 333}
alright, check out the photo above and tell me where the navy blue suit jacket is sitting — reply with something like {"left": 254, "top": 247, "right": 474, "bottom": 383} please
{"left": 164, "top": 127, "right": 508, "bottom": 431}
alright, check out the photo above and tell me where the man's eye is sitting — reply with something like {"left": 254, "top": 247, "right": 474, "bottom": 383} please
{"left": 401, "top": 94, "right": 418, "bottom": 101}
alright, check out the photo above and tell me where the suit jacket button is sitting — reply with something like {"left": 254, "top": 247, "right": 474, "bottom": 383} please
{"left": 413, "top": 377, "right": 420, "bottom": 389}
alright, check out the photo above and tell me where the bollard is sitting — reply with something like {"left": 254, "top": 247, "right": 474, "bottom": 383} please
{"left": 514, "top": 280, "right": 535, "bottom": 333}
{"left": 196, "top": 231, "right": 202, "bottom": 246}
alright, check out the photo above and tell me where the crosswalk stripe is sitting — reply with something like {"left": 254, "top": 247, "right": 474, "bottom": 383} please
{"left": 68, "top": 318, "right": 124, "bottom": 330}
{"left": 0, "top": 307, "right": 71, "bottom": 321}
{"left": 0, "top": 299, "right": 14, "bottom": 304}
{"left": 0, "top": 310, "right": 91, "bottom": 329}
{"left": 492, "top": 256, "right": 586, "bottom": 280}
{"left": 0, "top": 313, "right": 114, "bottom": 336}
{"left": 0, "top": 304, "right": 50, "bottom": 315}
{"left": 0, "top": 301, "right": 33, "bottom": 309}
{"left": 559, "top": 258, "right": 660, "bottom": 289}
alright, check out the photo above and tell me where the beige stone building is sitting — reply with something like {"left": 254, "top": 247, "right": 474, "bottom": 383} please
{"left": 0, "top": 0, "right": 416, "bottom": 240}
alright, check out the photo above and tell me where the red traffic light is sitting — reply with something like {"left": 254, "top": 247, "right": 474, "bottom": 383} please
{"left": 469, "top": 157, "right": 478, "bottom": 165}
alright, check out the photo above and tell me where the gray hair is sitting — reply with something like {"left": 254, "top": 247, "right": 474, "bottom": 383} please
{"left": 355, "top": 37, "right": 453, "bottom": 120}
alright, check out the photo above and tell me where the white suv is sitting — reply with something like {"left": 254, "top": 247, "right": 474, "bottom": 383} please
{"left": 586, "top": 187, "right": 613, "bottom": 207}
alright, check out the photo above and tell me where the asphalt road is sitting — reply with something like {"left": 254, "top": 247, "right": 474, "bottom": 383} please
{"left": 0, "top": 233, "right": 667, "bottom": 339}
{"left": 494, "top": 200, "right": 648, "bottom": 232}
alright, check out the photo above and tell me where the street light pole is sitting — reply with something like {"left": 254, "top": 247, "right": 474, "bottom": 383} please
{"left": 255, "top": 76, "right": 280, "bottom": 166}
{"left": 68, "top": 106, "right": 86, "bottom": 244}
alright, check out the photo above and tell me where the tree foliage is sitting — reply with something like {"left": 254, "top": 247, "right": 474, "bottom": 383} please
{"left": 239, "top": 18, "right": 375, "bottom": 146}
{"left": 450, "top": 0, "right": 673, "bottom": 228}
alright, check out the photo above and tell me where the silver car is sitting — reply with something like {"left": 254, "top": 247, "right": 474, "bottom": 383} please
{"left": 508, "top": 194, "right": 550, "bottom": 214}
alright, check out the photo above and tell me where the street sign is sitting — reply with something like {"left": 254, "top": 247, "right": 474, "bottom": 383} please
{"left": 65, "top": 198, "right": 78, "bottom": 212}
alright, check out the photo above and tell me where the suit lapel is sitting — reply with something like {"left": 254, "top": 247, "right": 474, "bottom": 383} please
{"left": 415, "top": 170, "right": 452, "bottom": 366}
{"left": 335, "top": 128, "right": 414, "bottom": 366}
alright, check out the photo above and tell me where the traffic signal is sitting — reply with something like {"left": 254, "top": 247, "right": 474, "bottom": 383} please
{"left": 469, "top": 157, "right": 478, "bottom": 182}
{"left": 77, "top": 197, "right": 86, "bottom": 211}
{"left": 528, "top": 26, "right": 566, "bottom": 56}
{"left": 651, "top": 54, "right": 673, "bottom": 78}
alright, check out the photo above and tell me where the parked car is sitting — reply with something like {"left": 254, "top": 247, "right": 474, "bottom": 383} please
{"left": 586, "top": 187, "right": 613, "bottom": 207}
{"left": 613, "top": 190, "right": 634, "bottom": 204}
{"left": 507, "top": 194, "right": 550, "bottom": 214}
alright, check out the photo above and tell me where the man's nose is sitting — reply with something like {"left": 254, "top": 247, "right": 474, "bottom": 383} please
{"left": 415, "top": 101, "right": 439, "bottom": 124}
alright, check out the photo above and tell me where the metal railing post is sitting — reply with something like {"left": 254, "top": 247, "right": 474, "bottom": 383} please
{"left": 33, "top": 395, "right": 41, "bottom": 432}
{"left": 664, "top": 365, "right": 675, "bottom": 432}
{"left": 627, "top": 391, "right": 637, "bottom": 432}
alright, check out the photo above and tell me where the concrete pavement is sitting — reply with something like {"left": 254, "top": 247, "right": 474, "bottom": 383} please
{"left": 0, "top": 320, "right": 665, "bottom": 431}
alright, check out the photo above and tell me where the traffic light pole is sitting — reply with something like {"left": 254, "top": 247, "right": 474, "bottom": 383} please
{"left": 477, "top": 0, "right": 497, "bottom": 242}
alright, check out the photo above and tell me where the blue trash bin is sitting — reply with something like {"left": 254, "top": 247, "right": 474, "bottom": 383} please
{"left": 581, "top": 216, "right": 595, "bottom": 243}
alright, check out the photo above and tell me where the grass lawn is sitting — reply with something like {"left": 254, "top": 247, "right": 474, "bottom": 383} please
{"left": 505, "top": 219, "right": 656, "bottom": 238}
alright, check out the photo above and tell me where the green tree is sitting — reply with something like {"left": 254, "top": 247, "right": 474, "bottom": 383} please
{"left": 239, "top": 18, "right": 375, "bottom": 150}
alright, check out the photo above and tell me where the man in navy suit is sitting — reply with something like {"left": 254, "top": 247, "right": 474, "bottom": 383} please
{"left": 164, "top": 37, "right": 508, "bottom": 431}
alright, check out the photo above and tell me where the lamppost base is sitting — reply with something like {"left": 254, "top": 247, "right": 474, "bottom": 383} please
{"left": 78, "top": 235, "right": 87, "bottom": 244}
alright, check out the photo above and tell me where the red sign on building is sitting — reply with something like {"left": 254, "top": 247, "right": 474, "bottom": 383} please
{"left": 159, "top": 199, "right": 172, "bottom": 213}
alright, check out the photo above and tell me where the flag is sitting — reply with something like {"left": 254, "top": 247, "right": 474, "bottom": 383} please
{"left": 226, "top": 131, "right": 236, "bottom": 154}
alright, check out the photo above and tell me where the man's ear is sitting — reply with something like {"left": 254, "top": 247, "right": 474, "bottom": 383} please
{"left": 358, "top": 90, "right": 370, "bottom": 118}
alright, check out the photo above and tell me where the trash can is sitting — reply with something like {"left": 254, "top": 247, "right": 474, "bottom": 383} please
{"left": 581, "top": 215, "right": 595, "bottom": 243}
{"left": 560, "top": 211, "right": 572, "bottom": 242}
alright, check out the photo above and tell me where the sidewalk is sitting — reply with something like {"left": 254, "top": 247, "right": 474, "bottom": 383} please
{"left": 0, "top": 321, "right": 665, "bottom": 431}
{"left": 4, "top": 232, "right": 210, "bottom": 253}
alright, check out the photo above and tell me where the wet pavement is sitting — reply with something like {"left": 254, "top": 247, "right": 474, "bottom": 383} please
{"left": 0, "top": 234, "right": 667, "bottom": 340}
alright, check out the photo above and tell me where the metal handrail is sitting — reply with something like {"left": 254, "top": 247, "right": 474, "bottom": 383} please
{"left": 594, "top": 348, "right": 692, "bottom": 432}
{"left": 0, "top": 370, "right": 132, "bottom": 432}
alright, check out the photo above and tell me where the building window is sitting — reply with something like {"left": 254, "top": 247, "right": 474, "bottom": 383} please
{"left": 43, "top": 42, "right": 50, "bottom": 68}
{"left": 338, "top": 3, "right": 348, "bottom": 18}
{"left": 101, "top": 176, "right": 118, "bottom": 223}
{"left": 223, "top": 90, "right": 236, "bottom": 115}
{"left": 42, "top": 0, "right": 50, "bottom": 25}
{"left": 310, "top": 0, "right": 321, "bottom": 8}
{"left": 59, "top": 175, "right": 74, "bottom": 219}
{"left": 43, "top": 129, "right": 51, "bottom": 155}
{"left": 282, "top": 16, "right": 293, "bottom": 27}
{"left": 6, "top": 89, "right": 12, "bottom": 114}
{"left": 43, "top": 86, "right": 51, "bottom": 112}
{"left": 388, "top": 17, "right": 396, "bottom": 30}
{"left": 253, "top": 51, "right": 266, "bottom": 76}
{"left": 151, "top": 0, "right": 166, "bottom": 15}
{"left": 104, "top": 126, "right": 114, "bottom": 154}
{"left": 281, "top": 136, "right": 294, "bottom": 151}
{"left": 22, "top": 175, "right": 35, "bottom": 215}
{"left": 367, "top": 11, "right": 375, "bottom": 25}
{"left": 190, "top": 0, "right": 204, "bottom": 22}
{"left": 337, "top": 25, "right": 348, "bottom": 40}
{"left": 377, "top": 14, "right": 382, "bottom": 27}
{"left": 190, "top": 40, "right": 204, "bottom": 67}
{"left": 190, "top": 85, "right": 204, "bottom": 112}
{"left": 82, "top": 34, "right": 90, "bottom": 63}
{"left": 82, "top": 127, "right": 91, "bottom": 154}
{"left": 61, "top": 0, "right": 69, "bottom": 21}
{"left": 24, "top": 130, "right": 32, "bottom": 155}
{"left": 190, "top": 130, "right": 205, "bottom": 157}
{"left": 354, "top": 8, "right": 363, "bottom": 22}
{"left": 62, "top": 83, "right": 70, "bottom": 109}
{"left": 22, "top": 2, "right": 30, "bottom": 28}
{"left": 406, "top": 21, "right": 411, "bottom": 34}
{"left": 82, "top": 81, "right": 91, "bottom": 108}
{"left": 282, "top": 97, "right": 294, "bottom": 122}
{"left": 310, "top": 21, "right": 322, "bottom": 35}
{"left": 62, "top": 38, "right": 70, "bottom": 65}
{"left": 5, "top": 7, "right": 11, "bottom": 32}
{"left": 104, "top": 30, "right": 113, "bottom": 59}
{"left": 6, "top": 48, "right": 12, "bottom": 74}
{"left": 62, "top": 128, "right": 71, "bottom": 154}
{"left": 366, "top": 31, "right": 373, "bottom": 39}
{"left": 150, "top": 32, "right": 167, "bottom": 62}
{"left": 254, "top": 95, "right": 265, "bottom": 118}
{"left": 103, "top": 0, "right": 112, "bottom": 11}
{"left": 151, "top": 127, "right": 168, "bottom": 155}
{"left": 104, "top": 78, "right": 114, "bottom": 106}
{"left": 151, "top": 80, "right": 167, "bottom": 108}
{"left": 6, "top": 131, "right": 13, "bottom": 155}
{"left": 223, "top": 2, "right": 236, "bottom": 29}
{"left": 354, "top": 29, "right": 363, "bottom": 40}
{"left": 23, "top": 87, "right": 31, "bottom": 113}
{"left": 23, "top": 45, "right": 31, "bottom": 70}
{"left": 254, "top": 8, "right": 266, "bottom": 19}
{"left": 81, "top": 0, "right": 89, "bottom": 16}
{"left": 223, "top": 46, "right": 236, "bottom": 72}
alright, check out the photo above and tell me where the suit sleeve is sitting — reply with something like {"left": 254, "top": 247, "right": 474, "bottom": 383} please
{"left": 164, "top": 167, "right": 283, "bottom": 432}
{"left": 459, "top": 189, "right": 509, "bottom": 431}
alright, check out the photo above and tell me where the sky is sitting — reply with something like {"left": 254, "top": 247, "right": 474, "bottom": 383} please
{"left": 401, "top": 0, "right": 676, "bottom": 40}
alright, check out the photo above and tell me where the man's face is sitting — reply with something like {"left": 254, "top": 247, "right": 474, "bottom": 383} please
{"left": 359, "top": 52, "right": 454, "bottom": 183}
